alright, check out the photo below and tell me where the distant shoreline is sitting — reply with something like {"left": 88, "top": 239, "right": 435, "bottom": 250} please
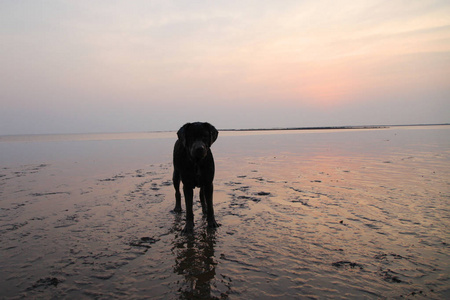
{"left": 219, "top": 125, "right": 388, "bottom": 132}
{"left": 219, "top": 123, "right": 450, "bottom": 132}
{"left": 1, "top": 123, "right": 448, "bottom": 138}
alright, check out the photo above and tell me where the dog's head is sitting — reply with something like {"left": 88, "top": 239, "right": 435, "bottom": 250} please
{"left": 177, "top": 122, "right": 218, "bottom": 161}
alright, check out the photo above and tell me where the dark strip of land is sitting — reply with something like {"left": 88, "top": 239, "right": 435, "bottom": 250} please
{"left": 219, "top": 123, "right": 449, "bottom": 132}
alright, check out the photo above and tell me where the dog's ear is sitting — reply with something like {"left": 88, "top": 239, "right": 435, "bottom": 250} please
{"left": 177, "top": 123, "right": 190, "bottom": 147}
{"left": 207, "top": 123, "right": 218, "bottom": 146}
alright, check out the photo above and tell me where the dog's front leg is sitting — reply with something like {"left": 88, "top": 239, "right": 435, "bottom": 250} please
{"left": 204, "top": 183, "right": 219, "bottom": 228}
{"left": 199, "top": 187, "right": 207, "bottom": 215}
{"left": 182, "top": 185, "right": 194, "bottom": 233}
{"left": 173, "top": 170, "right": 182, "bottom": 212}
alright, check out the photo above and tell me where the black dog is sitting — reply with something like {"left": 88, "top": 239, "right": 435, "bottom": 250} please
{"left": 173, "top": 122, "right": 219, "bottom": 233}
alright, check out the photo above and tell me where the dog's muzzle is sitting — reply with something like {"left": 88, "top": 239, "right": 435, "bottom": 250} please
{"left": 190, "top": 142, "right": 208, "bottom": 160}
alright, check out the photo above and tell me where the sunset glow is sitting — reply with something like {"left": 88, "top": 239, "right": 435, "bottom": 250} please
{"left": 1, "top": 0, "right": 449, "bottom": 134}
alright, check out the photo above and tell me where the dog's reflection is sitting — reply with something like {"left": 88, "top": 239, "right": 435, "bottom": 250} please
{"left": 172, "top": 218, "right": 217, "bottom": 299}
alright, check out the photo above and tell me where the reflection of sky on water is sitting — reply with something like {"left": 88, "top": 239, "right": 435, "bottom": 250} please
{"left": 1, "top": 126, "right": 448, "bottom": 184}
{"left": 0, "top": 126, "right": 449, "bottom": 298}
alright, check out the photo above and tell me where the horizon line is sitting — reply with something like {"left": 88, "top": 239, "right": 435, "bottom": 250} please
{"left": 1, "top": 123, "right": 449, "bottom": 137}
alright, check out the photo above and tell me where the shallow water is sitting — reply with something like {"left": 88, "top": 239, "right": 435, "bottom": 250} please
{"left": 0, "top": 126, "right": 449, "bottom": 299}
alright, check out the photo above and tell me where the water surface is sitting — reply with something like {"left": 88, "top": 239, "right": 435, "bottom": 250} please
{"left": 0, "top": 126, "right": 449, "bottom": 299}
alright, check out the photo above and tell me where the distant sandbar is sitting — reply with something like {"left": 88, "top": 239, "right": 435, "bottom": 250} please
{"left": 219, "top": 123, "right": 450, "bottom": 132}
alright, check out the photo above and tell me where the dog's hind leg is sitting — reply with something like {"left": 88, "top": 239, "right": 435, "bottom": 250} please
{"left": 173, "top": 169, "right": 182, "bottom": 212}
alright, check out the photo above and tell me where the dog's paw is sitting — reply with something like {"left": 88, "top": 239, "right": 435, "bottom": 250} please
{"left": 181, "top": 222, "right": 194, "bottom": 234}
{"left": 172, "top": 207, "right": 182, "bottom": 213}
{"left": 207, "top": 220, "right": 221, "bottom": 229}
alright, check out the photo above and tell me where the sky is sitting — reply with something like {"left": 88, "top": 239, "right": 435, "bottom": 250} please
{"left": 1, "top": 0, "right": 449, "bottom": 135}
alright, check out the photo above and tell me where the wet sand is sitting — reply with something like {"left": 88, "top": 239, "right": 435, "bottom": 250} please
{"left": 1, "top": 126, "right": 449, "bottom": 299}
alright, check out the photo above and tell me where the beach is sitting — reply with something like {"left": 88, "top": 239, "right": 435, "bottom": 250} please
{"left": 1, "top": 125, "right": 449, "bottom": 299}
